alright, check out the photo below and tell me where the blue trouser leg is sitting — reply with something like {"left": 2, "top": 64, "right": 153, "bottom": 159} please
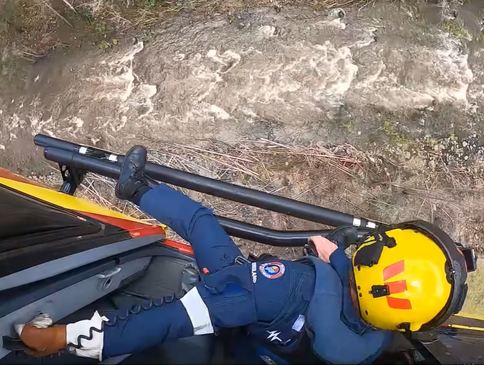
{"left": 139, "top": 184, "right": 242, "bottom": 272}
{"left": 101, "top": 282, "right": 258, "bottom": 359}
{"left": 102, "top": 301, "right": 193, "bottom": 358}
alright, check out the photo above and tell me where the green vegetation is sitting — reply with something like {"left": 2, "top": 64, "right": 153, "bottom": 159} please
{"left": 341, "top": 119, "right": 354, "bottom": 132}
{"left": 442, "top": 20, "right": 472, "bottom": 41}
{"left": 77, "top": 7, "right": 95, "bottom": 24}
{"left": 382, "top": 120, "right": 412, "bottom": 148}
{"left": 0, "top": 53, "right": 16, "bottom": 77}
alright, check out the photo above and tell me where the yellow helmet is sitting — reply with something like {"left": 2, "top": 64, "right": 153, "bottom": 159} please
{"left": 352, "top": 220, "right": 469, "bottom": 332}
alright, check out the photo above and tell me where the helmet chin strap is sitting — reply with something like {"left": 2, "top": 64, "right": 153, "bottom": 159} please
{"left": 349, "top": 275, "right": 358, "bottom": 307}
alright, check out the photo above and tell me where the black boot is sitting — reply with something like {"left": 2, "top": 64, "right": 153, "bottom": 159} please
{"left": 115, "top": 145, "right": 150, "bottom": 203}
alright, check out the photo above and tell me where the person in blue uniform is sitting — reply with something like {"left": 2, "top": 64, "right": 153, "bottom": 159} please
{"left": 18, "top": 145, "right": 462, "bottom": 364}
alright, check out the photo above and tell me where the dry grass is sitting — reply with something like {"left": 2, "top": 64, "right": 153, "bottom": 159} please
{"left": 0, "top": 0, "right": 319, "bottom": 58}
{"left": 62, "top": 0, "right": 375, "bottom": 33}
{"left": 40, "top": 0, "right": 73, "bottom": 27}
{"left": 0, "top": 0, "right": 425, "bottom": 63}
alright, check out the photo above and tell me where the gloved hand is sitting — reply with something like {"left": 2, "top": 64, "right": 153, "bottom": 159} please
{"left": 14, "top": 314, "right": 67, "bottom": 357}
{"left": 305, "top": 226, "right": 359, "bottom": 258}
{"left": 15, "top": 311, "right": 107, "bottom": 360}
{"left": 326, "top": 226, "right": 359, "bottom": 249}
{"left": 308, "top": 236, "right": 338, "bottom": 263}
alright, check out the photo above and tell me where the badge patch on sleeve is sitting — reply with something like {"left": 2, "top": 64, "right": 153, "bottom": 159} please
{"left": 259, "top": 262, "right": 285, "bottom": 279}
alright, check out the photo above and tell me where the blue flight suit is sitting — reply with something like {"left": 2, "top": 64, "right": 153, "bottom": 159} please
{"left": 101, "top": 184, "right": 390, "bottom": 363}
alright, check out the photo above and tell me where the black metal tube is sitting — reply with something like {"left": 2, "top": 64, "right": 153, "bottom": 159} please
{"left": 217, "top": 216, "right": 334, "bottom": 246}
{"left": 44, "top": 148, "right": 120, "bottom": 179}
{"left": 44, "top": 147, "right": 360, "bottom": 246}
{"left": 35, "top": 134, "right": 112, "bottom": 156}
{"left": 38, "top": 135, "right": 379, "bottom": 229}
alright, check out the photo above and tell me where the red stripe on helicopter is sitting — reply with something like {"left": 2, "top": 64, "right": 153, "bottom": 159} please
{"left": 80, "top": 211, "right": 165, "bottom": 238}
{"left": 80, "top": 212, "right": 193, "bottom": 255}
{"left": 163, "top": 239, "right": 194, "bottom": 256}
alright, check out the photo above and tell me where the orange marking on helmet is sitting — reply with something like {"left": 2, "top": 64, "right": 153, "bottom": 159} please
{"left": 383, "top": 260, "right": 404, "bottom": 281}
{"left": 382, "top": 261, "right": 410, "bottom": 309}
{"left": 386, "top": 280, "right": 407, "bottom": 294}
{"left": 387, "top": 297, "right": 412, "bottom": 310}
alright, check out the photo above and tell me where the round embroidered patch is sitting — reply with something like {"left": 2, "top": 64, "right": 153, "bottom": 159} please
{"left": 259, "top": 262, "right": 285, "bottom": 279}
